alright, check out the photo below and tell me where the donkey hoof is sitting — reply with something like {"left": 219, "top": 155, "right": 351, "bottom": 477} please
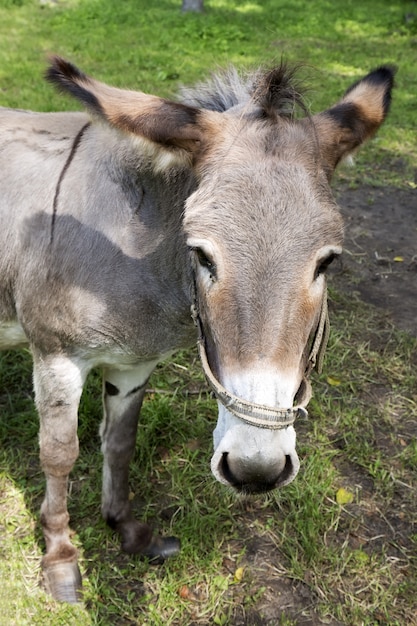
{"left": 143, "top": 535, "right": 181, "bottom": 564}
{"left": 43, "top": 561, "right": 83, "bottom": 604}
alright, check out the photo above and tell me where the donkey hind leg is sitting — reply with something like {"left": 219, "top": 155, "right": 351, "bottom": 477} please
{"left": 100, "top": 361, "right": 180, "bottom": 562}
{"left": 33, "top": 351, "right": 89, "bottom": 604}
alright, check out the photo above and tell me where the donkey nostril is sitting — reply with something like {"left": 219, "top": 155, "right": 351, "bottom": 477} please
{"left": 219, "top": 452, "right": 294, "bottom": 494}
{"left": 219, "top": 452, "right": 235, "bottom": 487}
{"left": 277, "top": 454, "right": 295, "bottom": 486}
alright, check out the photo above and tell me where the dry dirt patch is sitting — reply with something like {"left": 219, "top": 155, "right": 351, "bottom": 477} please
{"left": 334, "top": 184, "right": 417, "bottom": 336}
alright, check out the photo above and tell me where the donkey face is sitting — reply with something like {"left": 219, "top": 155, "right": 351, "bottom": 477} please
{"left": 184, "top": 126, "right": 344, "bottom": 492}
{"left": 47, "top": 59, "right": 394, "bottom": 494}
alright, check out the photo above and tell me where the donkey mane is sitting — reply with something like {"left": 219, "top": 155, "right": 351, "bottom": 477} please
{"left": 179, "top": 61, "right": 306, "bottom": 119}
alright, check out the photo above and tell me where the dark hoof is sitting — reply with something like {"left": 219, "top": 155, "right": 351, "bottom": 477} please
{"left": 43, "top": 561, "right": 83, "bottom": 603}
{"left": 143, "top": 535, "right": 181, "bottom": 564}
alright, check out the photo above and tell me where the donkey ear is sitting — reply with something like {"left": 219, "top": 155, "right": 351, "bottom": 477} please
{"left": 46, "top": 57, "right": 204, "bottom": 164}
{"left": 312, "top": 65, "right": 396, "bottom": 175}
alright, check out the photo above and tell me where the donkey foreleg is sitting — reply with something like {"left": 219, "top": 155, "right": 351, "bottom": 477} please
{"left": 34, "top": 351, "right": 89, "bottom": 603}
{"left": 100, "top": 362, "right": 180, "bottom": 562}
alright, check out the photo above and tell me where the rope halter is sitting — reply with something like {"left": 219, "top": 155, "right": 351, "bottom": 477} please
{"left": 191, "top": 281, "right": 329, "bottom": 430}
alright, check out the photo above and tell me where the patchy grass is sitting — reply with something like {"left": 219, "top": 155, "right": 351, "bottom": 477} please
{"left": 1, "top": 0, "right": 416, "bottom": 624}
{"left": 1, "top": 302, "right": 416, "bottom": 624}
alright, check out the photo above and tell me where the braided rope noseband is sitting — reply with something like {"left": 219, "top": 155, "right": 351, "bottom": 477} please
{"left": 191, "top": 278, "right": 329, "bottom": 430}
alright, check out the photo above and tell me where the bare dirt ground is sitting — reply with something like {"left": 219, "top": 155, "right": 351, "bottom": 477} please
{"left": 334, "top": 184, "right": 417, "bottom": 337}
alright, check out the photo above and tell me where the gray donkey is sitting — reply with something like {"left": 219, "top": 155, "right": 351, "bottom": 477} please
{"left": 0, "top": 57, "right": 394, "bottom": 602}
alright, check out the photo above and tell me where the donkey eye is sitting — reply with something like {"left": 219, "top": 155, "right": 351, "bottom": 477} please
{"left": 315, "top": 252, "right": 337, "bottom": 279}
{"left": 195, "top": 248, "right": 216, "bottom": 276}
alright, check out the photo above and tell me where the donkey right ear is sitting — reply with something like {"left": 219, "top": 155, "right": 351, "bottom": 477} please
{"left": 46, "top": 57, "right": 208, "bottom": 167}
{"left": 312, "top": 65, "right": 396, "bottom": 176}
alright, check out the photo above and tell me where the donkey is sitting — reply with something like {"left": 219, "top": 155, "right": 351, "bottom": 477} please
{"left": 0, "top": 57, "right": 394, "bottom": 602}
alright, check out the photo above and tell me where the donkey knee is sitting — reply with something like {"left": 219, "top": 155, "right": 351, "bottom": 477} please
{"left": 39, "top": 435, "right": 79, "bottom": 476}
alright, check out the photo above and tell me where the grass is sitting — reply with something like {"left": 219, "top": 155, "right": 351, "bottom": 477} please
{"left": 1, "top": 0, "right": 416, "bottom": 186}
{"left": 0, "top": 0, "right": 416, "bottom": 624}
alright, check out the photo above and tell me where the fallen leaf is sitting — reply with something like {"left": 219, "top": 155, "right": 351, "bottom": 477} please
{"left": 234, "top": 567, "right": 245, "bottom": 583}
{"left": 393, "top": 256, "right": 404, "bottom": 262}
{"left": 179, "top": 585, "right": 190, "bottom": 599}
{"left": 178, "top": 585, "right": 200, "bottom": 602}
{"left": 327, "top": 376, "right": 341, "bottom": 386}
{"left": 336, "top": 487, "right": 354, "bottom": 505}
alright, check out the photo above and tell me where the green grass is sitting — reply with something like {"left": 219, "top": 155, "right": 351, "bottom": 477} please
{"left": 1, "top": 0, "right": 416, "bottom": 187}
{"left": 0, "top": 0, "right": 416, "bottom": 624}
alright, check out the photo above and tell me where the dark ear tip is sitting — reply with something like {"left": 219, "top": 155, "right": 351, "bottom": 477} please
{"left": 343, "top": 64, "right": 397, "bottom": 101}
{"left": 45, "top": 56, "right": 86, "bottom": 87}
{"left": 366, "top": 64, "right": 397, "bottom": 87}
{"left": 383, "top": 64, "right": 398, "bottom": 76}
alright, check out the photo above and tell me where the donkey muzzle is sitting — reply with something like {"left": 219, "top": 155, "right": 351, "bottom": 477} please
{"left": 211, "top": 420, "right": 300, "bottom": 493}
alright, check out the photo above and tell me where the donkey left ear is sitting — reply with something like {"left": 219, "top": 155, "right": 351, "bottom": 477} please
{"left": 312, "top": 65, "right": 396, "bottom": 175}
{"left": 46, "top": 56, "right": 208, "bottom": 166}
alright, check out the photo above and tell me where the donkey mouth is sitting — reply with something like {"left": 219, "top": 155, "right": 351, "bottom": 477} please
{"left": 219, "top": 452, "right": 295, "bottom": 494}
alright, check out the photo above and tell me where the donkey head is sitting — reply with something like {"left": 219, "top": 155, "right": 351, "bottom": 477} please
{"left": 47, "top": 58, "right": 395, "bottom": 493}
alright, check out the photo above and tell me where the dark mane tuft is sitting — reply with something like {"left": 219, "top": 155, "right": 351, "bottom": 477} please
{"left": 252, "top": 61, "right": 307, "bottom": 119}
